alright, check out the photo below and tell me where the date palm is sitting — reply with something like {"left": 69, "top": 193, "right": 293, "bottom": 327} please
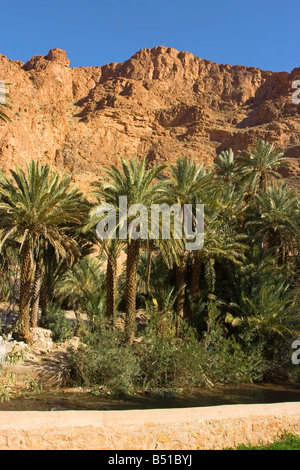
{"left": 165, "top": 156, "right": 213, "bottom": 332}
{"left": 84, "top": 205, "right": 125, "bottom": 323}
{"left": 189, "top": 195, "right": 247, "bottom": 305}
{"left": 0, "top": 161, "right": 88, "bottom": 342}
{"left": 248, "top": 183, "right": 300, "bottom": 264}
{"left": 55, "top": 256, "right": 106, "bottom": 328}
{"left": 185, "top": 177, "right": 249, "bottom": 327}
{"left": 227, "top": 277, "right": 300, "bottom": 339}
{"left": 237, "top": 139, "right": 288, "bottom": 193}
{"left": 37, "top": 218, "right": 94, "bottom": 326}
{"left": 212, "top": 148, "right": 240, "bottom": 183}
{"left": 30, "top": 252, "right": 43, "bottom": 328}
{"left": 92, "top": 157, "right": 166, "bottom": 343}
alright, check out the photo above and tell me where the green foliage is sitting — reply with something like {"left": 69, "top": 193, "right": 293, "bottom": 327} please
{"left": 55, "top": 256, "right": 106, "bottom": 327}
{"left": 233, "top": 432, "right": 300, "bottom": 450}
{"left": 224, "top": 249, "right": 300, "bottom": 342}
{"left": 212, "top": 149, "right": 240, "bottom": 183}
{"left": 40, "top": 305, "right": 73, "bottom": 342}
{"left": 201, "top": 301, "right": 266, "bottom": 385}
{"left": 135, "top": 304, "right": 205, "bottom": 389}
{"left": 69, "top": 300, "right": 270, "bottom": 394}
{"left": 0, "top": 141, "right": 299, "bottom": 391}
{"left": 68, "top": 329, "right": 140, "bottom": 394}
{"left": 69, "top": 310, "right": 207, "bottom": 393}
{"left": 237, "top": 139, "right": 289, "bottom": 192}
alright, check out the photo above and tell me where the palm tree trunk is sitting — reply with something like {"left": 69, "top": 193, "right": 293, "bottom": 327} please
{"left": 40, "top": 286, "right": 47, "bottom": 318}
{"left": 175, "top": 252, "right": 188, "bottom": 336}
{"left": 125, "top": 238, "right": 140, "bottom": 344}
{"left": 18, "top": 240, "right": 33, "bottom": 343}
{"left": 146, "top": 239, "right": 152, "bottom": 294}
{"left": 106, "top": 254, "right": 117, "bottom": 323}
{"left": 40, "top": 282, "right": 52, "bottom": 318}
{"left": 30, "top": 257, "right": 42, "bottom": 328}
{"left": 190, "top": 253, "right": 202, "bottom": 301}
{"left": 187, "top": 253, "right": 202, "bottom": 323}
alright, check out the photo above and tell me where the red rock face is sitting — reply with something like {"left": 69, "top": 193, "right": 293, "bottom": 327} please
{"left": 0, "top": 46, "right": 299, "bottom": 191}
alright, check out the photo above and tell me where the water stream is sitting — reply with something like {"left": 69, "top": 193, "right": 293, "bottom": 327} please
{"left": 1, "top": 384, "right": 300, "bottom": 411}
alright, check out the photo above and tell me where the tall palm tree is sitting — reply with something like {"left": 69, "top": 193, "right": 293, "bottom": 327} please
{"left": 92, "top": 157, "right": 166, "bottom": 343}
{"left": 30, "top": 252, "right": 43, "bottom": 328}
{"left": 248, "top": 183, "right": 300, "bottom": 264}
{"left": 237, "top": 139, "right": 288, "bottom": 193}
{"left": 165, "top": 157, "right": 213, "bottom": 332}
{"left": 84, "top": 205, "right": 125, "bottom": 323}
{"left": 0, "top": 161, "right": 88, "bottom": 342}
{"left": 101, "top": 238, "right": 123, "bottom": 323}
{"left": 186, "top": 177, "right": 248, "bottom": 323}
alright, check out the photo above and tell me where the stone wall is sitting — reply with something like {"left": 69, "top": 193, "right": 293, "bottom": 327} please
{"left": 0, "top": 402, "right": 300, "bottom": 450}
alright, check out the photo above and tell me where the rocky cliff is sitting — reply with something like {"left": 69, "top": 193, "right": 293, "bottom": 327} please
{"left": 0, "top": 46, "right": 299, "bottom": 190}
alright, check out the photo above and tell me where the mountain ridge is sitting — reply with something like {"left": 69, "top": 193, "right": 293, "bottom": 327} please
{"left": 0, "top": 46, "right": 299, "bottom": 191}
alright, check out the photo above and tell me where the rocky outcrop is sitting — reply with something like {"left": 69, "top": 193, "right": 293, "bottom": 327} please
{"left": 0, "top": 46, "right": 299, "bottom": 191}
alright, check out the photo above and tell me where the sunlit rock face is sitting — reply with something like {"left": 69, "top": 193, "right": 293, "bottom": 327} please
{"left": 0, "top": 47, "right": 299, "bottom": 191}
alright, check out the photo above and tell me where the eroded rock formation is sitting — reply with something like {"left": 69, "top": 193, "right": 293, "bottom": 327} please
{"left": 0, "top": 46, "right": 299, "bottom": 190}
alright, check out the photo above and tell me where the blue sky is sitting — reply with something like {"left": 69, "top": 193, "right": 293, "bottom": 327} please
{"left": 1, "top": 0, "right": 299, "bottom": 72}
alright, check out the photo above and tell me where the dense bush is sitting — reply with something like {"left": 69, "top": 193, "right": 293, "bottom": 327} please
{"left": 68, "top": 328, "right": 140, "bottom": 394}
{"left": 40, "top": 305, "right": 74, "bottom": 342}
{"left": 200, "top": 302, "right": 266, "bottom": 385}
{"left": 68, "top": 302, "right": 274, "bottom": 394}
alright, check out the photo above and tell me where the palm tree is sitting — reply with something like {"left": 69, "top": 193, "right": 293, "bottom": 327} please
{"left": 39, "top": 230, "right": 94, "bottom": 320}
{"left": 55, "top": 256, "right": 106, "bottom": 328}
{"left": 187, "top": 179, "right": 248, "bottom": 322}
{"left": 248, "top": 183, "right": 300, "bottom": 264}
{"left": 92, "top": 157, "right": 166, "bottom": 343}
{"left": 189, "top": 215, "right": 247, "bottom": 304}
{"left": 212, "top": 149, "right": 240, "bottom": 183}
{"left": 0, "top": 161, "right": 88, "bottom": 342}
{"left": 39, "top": 244, "right": 68, "bottom": 319}
{"left": 30, "top": 252, "right": 43, "bottom": 328}
{"left": 237, "top": 139, "right": 288, "bottom": 193}
{"left": 84, "top": 204, "right": 125, "bottom": 323}
{"left": 227, "top": 278, "right": 300, "bottom": 339}
{"left": 165, "top": 156, "right": 213, "bottom": 333}
{"left": 103, "top": 239, "right": 123, "bottom": 322}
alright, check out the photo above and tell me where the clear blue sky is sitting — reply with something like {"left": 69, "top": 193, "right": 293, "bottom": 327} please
{"left": 1, "top": 0, "right": 299, "bottom": 72}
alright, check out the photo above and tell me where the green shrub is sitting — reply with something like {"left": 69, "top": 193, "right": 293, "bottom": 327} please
{"left": 68, "top": 328, "right": 140, "bottom": 394}
{"left": 134, "top": 304, "right": 206, "bottom": 389}
{"left": 200, "top": 301, "right": 266, "bottom": 385}
{"left": 137, "top": 336, "right": 208, "bottom": 389}
{"left": 68, "top": 300, "right": 269, "bottom": 394}
{"left": 40, "top": 305, "right": 73, "bottom": 342}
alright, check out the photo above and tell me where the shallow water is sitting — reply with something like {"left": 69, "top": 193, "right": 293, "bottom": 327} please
{"left": 1, "top": 384, "right": 300, "bottom": 411}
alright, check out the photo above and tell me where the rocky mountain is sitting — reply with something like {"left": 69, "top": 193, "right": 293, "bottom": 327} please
{"left": 0, "top": 46, "right": 299, "bottom": 191}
